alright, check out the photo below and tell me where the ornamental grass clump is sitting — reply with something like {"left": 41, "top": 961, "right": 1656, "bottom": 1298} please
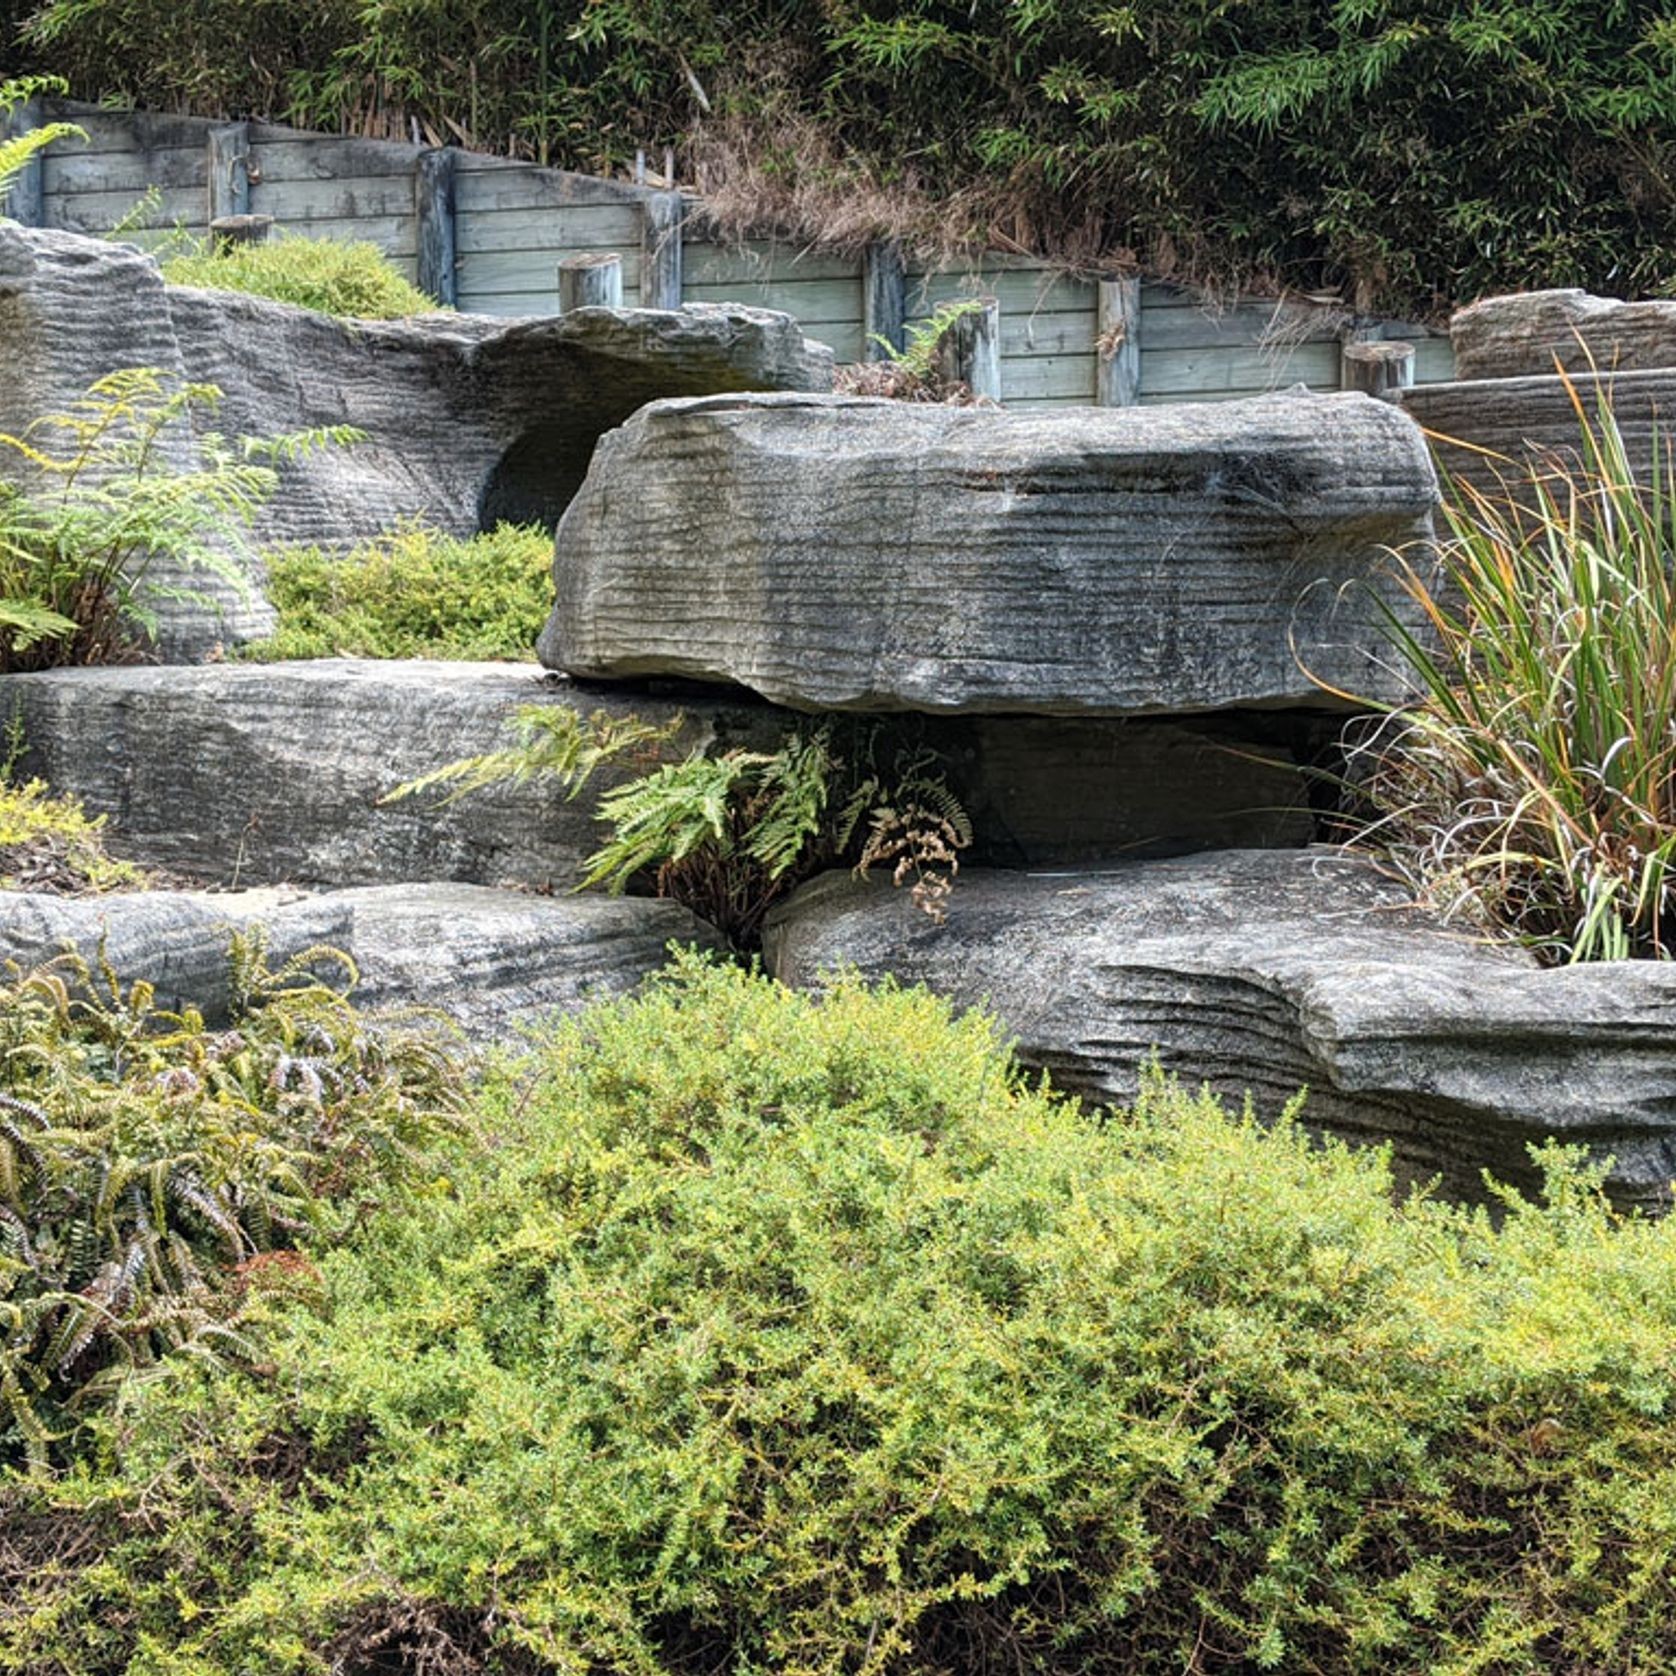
{"left": 1356, "top": 383, "right": 1676, "bottom": 963}
{"left": 9, "top": 955, "right": 1676, "bottom": 1673}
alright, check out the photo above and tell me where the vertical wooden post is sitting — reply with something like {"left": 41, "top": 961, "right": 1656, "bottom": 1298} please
{"left": 863, "top": 240, "right": 906, "bottom": 360}
{"left": 936, "top": 297, "right": 1002, "bottom": 402}
{"left": 1340, "top": 339, "right": 1415, "bottom": 398}
{"left": 1, "top": 95, "right": 45, "bottom": 227}
{"left": 640, "top": 190, "right": 684, "bottom": 310}
{"left": 415, "top": 148, "right": 458, "bottom": 308}
{"left": 1095, "top": 275, "right": 1141, "bottom": 407}
{"left": 559, "top": 252, "right": 624, "bottom": 312}
{"left": 207, "top": 121, "right": 251, "bottom": 227}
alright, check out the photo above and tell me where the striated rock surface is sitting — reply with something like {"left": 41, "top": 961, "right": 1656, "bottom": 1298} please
{"left": 2, "top": 659, "right": 747, "bottom": 890}
{"left": 540, "top": 389, "right": 1439, "bottom": 716}
{"left": 0, "top": 224, "right": 832, "bottom": 657}
{"left": 1452, "top": 289, "right": 1676, "bottom": 381}
{"left": 764, "top": 851, "right": 1676, "bottom": 1204}
{"left": 3, "top": 659, "right": 1328, "bottom": 889}
{"left": 0, "top": 881, "right": 719, "bottom": 1038}
{"left": 1399, "top": 367, "right": 1676, "bottom": 499}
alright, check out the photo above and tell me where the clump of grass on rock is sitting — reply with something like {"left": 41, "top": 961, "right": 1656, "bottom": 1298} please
{"left": 162, "top": 233, "right": 442, "bottom": 319}
{"left": 8, "top": 953, "right": 1676, "bottom": 1673}
{"left": 1356, "top": 385, "right": 1676, "bottom": 963}
{"left": 246, "top": 522, "right": 551, "bottom": 662}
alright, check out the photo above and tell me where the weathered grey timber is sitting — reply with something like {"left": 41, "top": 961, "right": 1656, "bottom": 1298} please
{"left": 1, "top": 660, "right": 754, "bottom": 889}
{"left": 764, "top": 851, "right": 1676, "bottom": 1205}
{"left": 0, "top": 223, "right": 833, "bottom": 657}
{"left": 540, "top": 389, "right": 1439, "bottom": 716}
{"left": 1452, "top": 289, "right": 1676, "bottom": 381}
{"left": 1398, "top": 367, "right": 1676, "bottom": 498}
{"left": 0, "top": 882, "right": 720, "bottom": 1038}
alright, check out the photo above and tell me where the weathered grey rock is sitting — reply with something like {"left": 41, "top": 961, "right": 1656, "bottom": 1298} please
{"left": 1398, "top": 367, "right": 1676, "bottom": 500}
{"left": 1452, "top": 289, "right": 1676, "bottom": 381}
{"left": 0, "top": 224, "right": 832, "bottom": 658}
{"left": 930, "top": 712, "right": 1319, "bottom": 862}
{"left": 0, "top": 881, "right": 719, "bottom": 1038}
{"left": 540, "top": 389, "right": 1439, "bottom": 716}
{"left": 764, "top": 851, "right": 1676, "bottom": 1205}
{"left": 1, "top": 659, "right": 756, "bottom": 890}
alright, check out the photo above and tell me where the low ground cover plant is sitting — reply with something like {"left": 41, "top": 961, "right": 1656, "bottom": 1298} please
{"left": 0, "top": 776, "right": 145, "bottom": 893}
{"left": 245, "top": 522, "right": 549, "bottom": 662}
{"left": 0, "top": 368, "right": 359, "bottom": 673}
{"left": 161, "top": 232, "right": 442, "bottom": 319}
{"left": 0, "top": 936, "right": 466, "bottom": 1469}
{"left": 1352, "top": 386, "right": 1676, "bottom": 963}
{"left": 4, "top": 953, "right": 1676, "bottom": 1672}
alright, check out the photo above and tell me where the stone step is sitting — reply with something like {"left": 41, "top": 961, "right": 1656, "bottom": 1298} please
{"left": 2, "top": 659, "right": 1330, "bottom": 890}
{"left": 539, "top": 389, "right": 1439, "bottom": 716}
{"left": 0, "top": 881, "right": 721, "bottom": 1039}
{"left": 2, "top": 659, "right": 721, "bottom": 891}
{"left": 763, "top": 850, "right": 1676, "bottom": 1207}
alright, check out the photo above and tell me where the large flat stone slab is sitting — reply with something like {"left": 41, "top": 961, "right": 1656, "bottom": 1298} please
{"left": 539, "top": 389, "right": 1438, "bottom": 716}
{"left": 1, "top": 660, "right": 743, "bottom": 890}
{"left": 763, "top": 851, "right": 1676, "bottom": 1204}
{"left": 1452, "top": 289, "right": 1676, "bottom": 381}
{"left": 0, "top": 882, "right": 719, "bottom": 1038}
{"left": 0, "top": 224, "right": 832, "bottom": 658}
{"left": 2, "top": 660, "right": 1325, "bottom": 890}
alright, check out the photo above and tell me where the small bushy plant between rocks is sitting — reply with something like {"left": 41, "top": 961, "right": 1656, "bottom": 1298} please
{"left": 390, "top": 713, "right": 972, "bottom": 943}
{"left": 161, "top": 232, "right": 443, "bottom": 319}
{"left": 4, "top": 954, "right": 1676, "bottom": 1671}
{"left": 0, "top": 935, "right": 467, "bottom": 1468}
{"left": 0, "top": 777, "right": 145, "bottom": 894}
{"left": 244, "top": 522, "right": 550, "bottom": 662}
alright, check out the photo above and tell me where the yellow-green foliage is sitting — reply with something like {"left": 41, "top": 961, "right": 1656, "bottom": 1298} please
{"left": 7, "top": 954, "right": 1676, "bottom": 1672}
{"left": 0, "top": 777, "right": 144, "bottom": 894}
{"left": 244, "top": 523, "right": 549, "bottom": 661}
{"left": 162, "top": 234, "right": 442, "bottom": 319}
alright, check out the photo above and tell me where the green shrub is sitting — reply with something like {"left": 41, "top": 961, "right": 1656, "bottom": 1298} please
{"left": 0, "top": 936, "right": 466, "bottom": 1468}
{"left": 1353, "top": 386, "right": 1676, "bottom": 963}
{"left": 9, "top": 954, "right": 1676, "bottom": 1672}
{"left": 161, "top": 233, "right": 443, "bottom": 318}
{"left": 244, "top": 522, "right": 550, "bottom": 662}
{"left": 0, "top": 368, "right": 360, "bottom": 673}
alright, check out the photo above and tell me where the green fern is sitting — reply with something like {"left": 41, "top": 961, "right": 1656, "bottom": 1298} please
{"left": 392, "top": 714, "right": 970, "bottom": 946}
{"left": 0, "top": 935, "right": 465, "bottom": 1467}
{"left": 0, "top": 78, "right": 83, "bottom": 217}
{"left": 0, "top": 368, "right": 364, "bottom": 671}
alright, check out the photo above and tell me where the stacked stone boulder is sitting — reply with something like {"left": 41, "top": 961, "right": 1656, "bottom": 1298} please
{"left": 1397, "top": 287, "right": 1676, "bottom": 496}
{"left": 0, "top": 226, "right": 822, "bottom": 1038}
{"left": 4, "top": 232, "right": 1673, "bottom": 1187}
{"left": 535, "top": 378, "right": 1676, "bottom": 1205}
